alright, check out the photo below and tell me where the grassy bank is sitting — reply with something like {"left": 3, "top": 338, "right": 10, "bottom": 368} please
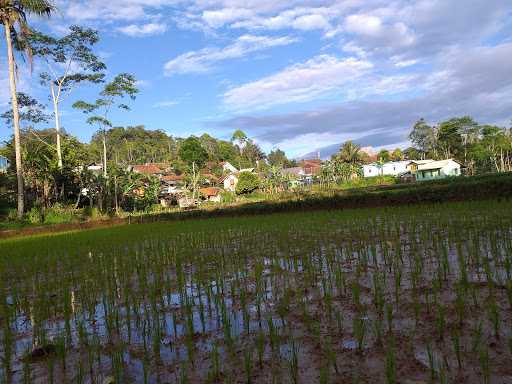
{"left": 1, "top": 172, "right": 511, "bottom": 238}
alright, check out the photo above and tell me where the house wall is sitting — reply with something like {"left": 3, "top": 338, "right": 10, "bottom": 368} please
{"left": 363, "top": 161, "right": 409, "bottom": 178}
{"left": 0, "top": 156, "right": 9, "bottom": 173}
{"left": 223, "top": 175, "right": 238, "bottom": 192}
{"left": 416, "top": 161, "right": 461, "bottom": 181}
{"left": 382, "top": 161, "right": 409, "bottom": 176}
{"left": 222, "top": 162, "right": 238, "bottom": 173}
{"left": 363, "top": 165, "right": 380, "bottom": 177}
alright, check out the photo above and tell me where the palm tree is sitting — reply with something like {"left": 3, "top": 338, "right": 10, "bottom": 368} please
{"left": 1, "top": 0, "right": 54, "bottom": 218}
{"left": 337, "top": 140, "right": 362, "bottom": 165}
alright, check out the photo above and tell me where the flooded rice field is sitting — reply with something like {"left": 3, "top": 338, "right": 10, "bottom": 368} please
{"left": 1, "top": 200, "right": 512, "bottom": 383}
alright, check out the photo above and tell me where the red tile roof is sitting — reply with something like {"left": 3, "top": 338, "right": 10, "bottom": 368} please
{"left": 132, "top": 164, "right": 162, "bottom": 174}
{"left": 161, "top": 174, "right": 184, "bottom": 181}
{"left": 199, "top": 187, "right": 221, "bottom": 197}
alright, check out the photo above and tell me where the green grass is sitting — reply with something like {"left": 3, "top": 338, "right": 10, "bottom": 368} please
{"left": 2, "top": 173, "right": 511, "bottom": 235}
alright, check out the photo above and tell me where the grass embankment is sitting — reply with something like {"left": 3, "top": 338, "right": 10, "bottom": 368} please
{"left": 1, "top": 172, "right": 511, "bottom": 238}
{"left": 148, "top": 172, "right": 512, "bottom": 221}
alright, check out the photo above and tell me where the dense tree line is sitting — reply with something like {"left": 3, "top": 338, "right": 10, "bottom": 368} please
{"left": 408, "top": 117, "right": 512, "bottom": 175}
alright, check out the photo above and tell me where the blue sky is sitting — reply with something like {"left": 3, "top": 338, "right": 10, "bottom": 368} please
{"left": 1, "top": 0, "right": 511, "bottom": 158}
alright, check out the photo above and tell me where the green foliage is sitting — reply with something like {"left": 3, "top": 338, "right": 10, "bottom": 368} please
{"left": 26, "top": 206, "right": 43, "bottom": 224}
{"left": 220, "top": 191, "right": 236, "bottom": 204}
{"left": 235, "top": 172, "right": 260, "bottom": 195}
{"left": 268, "top": 148, "right": 294, "bottom": 168}
{"left": 178, "top": 137, "right": 208, "bottom": 167}
{"left": 29, "top": 25, "right": 106, "bottom": 91}
{"left": 378, "top": 149, "right": 391, "bottom": 162}
{"left": 73, "top": 73, "right": 139, "bottom": 131}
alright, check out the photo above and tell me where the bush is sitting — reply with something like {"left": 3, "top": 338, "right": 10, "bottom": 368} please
{"left": 220, "top": 191, "right": 236, "bottom": 204}
{"left": 236, "top": 172, "right": 260, "bottom": 195}
{"left": 44, "top": 208, "right": 75, "bottom": 224}
{"left": 26, "top": 206, "right": 43, "bottom": 224}
{"left": 84, "top": 206, "right": 101, "bottom": 219}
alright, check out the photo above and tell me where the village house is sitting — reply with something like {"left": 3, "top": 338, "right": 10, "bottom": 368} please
{"left": 199, "top": 187, "right": 222, "bottom": 202}
{"left": 300, "top": 159, "right": 322, "bottom": 176}
{"left": 218, "top": 165, "right": 255, "bottom": 192}
{"left": 0, "top": 155, "right": 9, "bottom": 173}
{"left": 364, "top": 158, "right": 463, "bottom": 181}
{"left": 220, "top": 173, "right": 239, "bottom": 192}
{"left": 363, "top": 160, "right": 411, "bottom": 177}
{"left": 130, "top": 164, "right": 164, "bottom": 176}
{"left": 221, "top": 161, "right": 238, "bottom": 174}
{"left": 413, "top": 159, "right": 462, "bottom": 181}
{"left": 282, "top": 159, "right": 322, "bottom": 185}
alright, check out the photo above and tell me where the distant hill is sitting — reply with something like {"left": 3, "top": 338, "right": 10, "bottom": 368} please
{"left": 299, "top": 143, "right": 378, "bottom": 160}
{"left": 298, "top": 132, "right": 406, "bottom": 160}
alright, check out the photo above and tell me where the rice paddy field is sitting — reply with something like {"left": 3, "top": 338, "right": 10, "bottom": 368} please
{"left": 1, "top": 199, "right": 512, "bottom": 383}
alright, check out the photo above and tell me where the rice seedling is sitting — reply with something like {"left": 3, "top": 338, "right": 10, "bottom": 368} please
{"left": 384, "top": 336, "right": 396, "bottom": 384}
{"left": 0, "top": 199, "right": 510, "bottom": 382}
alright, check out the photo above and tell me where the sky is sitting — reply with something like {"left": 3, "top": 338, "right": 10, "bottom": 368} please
{"left": 1, "top": 0, "right": 511, "bottom": 158}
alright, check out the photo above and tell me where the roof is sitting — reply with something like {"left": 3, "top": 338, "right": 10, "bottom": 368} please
{"left": 408, "top": 159, "right": 434, "bottom": 165}
{"left": 219, "top": 173, "right": 237, "bottom": 183}
{"left": 161, "top": 174, "right": 184, "bottom": 182}
{"left": 282, "top": 167, "right": 304, "bottom": 176}
{"left": 364, "top": 160, "right": 410, "bottom": 167}
{"left": 202, "top": 173, "right": 219, "bottom": 182}
{"left": 300, "top": 159, "right": 322, "bottom": 167}
{"left": 132, "top": 164, "right": 162, "bottom": 174}
{"left": 199, "top": 187, "right": 222, "bottom": 197}
{"left": 417, "top": 159, "right": 460, "bottom": 171}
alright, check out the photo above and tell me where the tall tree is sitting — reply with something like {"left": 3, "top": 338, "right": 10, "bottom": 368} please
{"left": 231, "top": 129, "right": 248, "bottom": 157}
{"left": 1, "top": 0, "right": 54, "bottom": 218}
{"left": 178, "top": 137, "right": 208, "bottom": 168}
{"left": 268, "top": 148, "right": 292, "bottom": 168}
{"left": 391, "top": 148, "right": 404, "bottom": 161}
{"left": 336, "top": 141, "right": 362, "bottom": 164}
{"left": 29, "top": 25, "right": 106, "bottom": 169}
{"left": 73, "top": 73, "right": 138, "bottom": 177}
{"left": 409, "top": 118, "right": 437, "bottom": 159}
{"left": 377, "top": 149, "right": 391, "bottom": 162}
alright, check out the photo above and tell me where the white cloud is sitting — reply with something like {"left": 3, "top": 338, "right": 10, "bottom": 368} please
{"left": 117, "top": 23, "right": 167, "bottom": 37}
{"left": 292, "top": 14, "right": 331, "bottom": 30}
{"left": 202, "top": 8, "right": 255, "bottom": 28}
{"left": 344, "top": 13, "right": 415, "bottom": 50}
{"left": 392, "top": 58, "right": 418, "bottom": 68}
{"left": 228, "top": 6, "right": 338, "bottom": 32}
{"left": 223, "top": 55, "right": 373, "bottom": 110}
{"left": 344, "top": 14, "right": 382, "bottom": 36}
{"left": 153, "top": 100, "right": 180, "bottom": 108}
{"left": 60, "top": 0, "right": 174, "bottom": 22}
{"left": 164, "top": 34, "right": 298, "bottom": 76}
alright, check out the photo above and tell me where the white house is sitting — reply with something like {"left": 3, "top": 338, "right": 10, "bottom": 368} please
{"left": 221, "top": 173, "right": 239, "bottom": 192}
{"left": 0, "top": 155, "right": 9, "bottom": 173}
{"left": 221, "top": 161, "right": 238, "bottom": 173}
{"left": 414, "top": 159, "right": 462, "bottom": 181}
{"left": 363, "top": 161, "right": 411, "bottom": 178}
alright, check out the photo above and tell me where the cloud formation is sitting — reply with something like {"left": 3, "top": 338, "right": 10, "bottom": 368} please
{"left": 117, "top": 23, "right": 167, "bottom": 37}
{"left": 216, "top": 41, "right": 512, "bottom": 156}
{"left": 223, "top": 55, "right": 372, "bottom": 110}
{"left": 164, "top": 34, "right": 298, "bottom": 76}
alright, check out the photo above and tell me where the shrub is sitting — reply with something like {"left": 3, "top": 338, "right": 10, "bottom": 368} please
{"left": 26, "top": 206, "right": 43, "bottom": 224}
{"left": 236, "top": 172, "right": 260, "bottom": 195}
{"left": 220, "top": 191, "right": 236, "bottom": 204}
